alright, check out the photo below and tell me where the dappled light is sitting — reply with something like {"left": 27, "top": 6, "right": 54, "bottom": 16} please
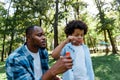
{"left": 0, "top": 0, "right": 120, "bottom": 79}
{"left": 92, "top": 54, "right": 120, "bottom": 80}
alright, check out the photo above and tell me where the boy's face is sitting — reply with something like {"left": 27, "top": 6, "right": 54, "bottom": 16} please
{"left": 71, "top": 28, "right": 84, "bottom": 46}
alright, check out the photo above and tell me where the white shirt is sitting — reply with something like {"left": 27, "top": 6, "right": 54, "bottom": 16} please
{"left": 72, "top": 45, "right": 89, "bottom": 80}
{"left": 25, "top": 45, "right": 42, "bottom": 80}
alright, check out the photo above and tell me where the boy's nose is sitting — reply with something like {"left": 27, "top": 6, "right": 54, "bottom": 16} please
{"left": 77, "top": 36, "right": 83, "bottom": 39}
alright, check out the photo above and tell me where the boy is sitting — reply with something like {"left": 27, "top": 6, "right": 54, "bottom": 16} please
{"left": 52, "top": 20, "right": 94, "bottom": 80}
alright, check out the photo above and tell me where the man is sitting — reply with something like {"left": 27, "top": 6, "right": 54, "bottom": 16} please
{"left": 6, "top": 25, "right": 73, "bottom": 80}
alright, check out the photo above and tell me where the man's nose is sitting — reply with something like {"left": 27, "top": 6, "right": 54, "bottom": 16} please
{"left": 42, "top": 35, "right": 46, "bottom": 39}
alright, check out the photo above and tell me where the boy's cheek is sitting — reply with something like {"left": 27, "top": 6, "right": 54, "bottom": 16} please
{"left": 77, "top": 39, "right": 83, "bottom": 43}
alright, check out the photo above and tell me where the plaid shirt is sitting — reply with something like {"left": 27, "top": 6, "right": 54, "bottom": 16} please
{"left": 6, "top": 44, "right": 49, "bottom": 80}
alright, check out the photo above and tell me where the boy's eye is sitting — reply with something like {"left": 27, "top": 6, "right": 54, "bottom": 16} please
{"left": 75, "top": 34, "right": 83, "bottom": 37}
{"left": 75, "top": 34, "right": 81, "bottom": 37}
{"left": 75, "top": 35, "right": 79, "bottom": 37}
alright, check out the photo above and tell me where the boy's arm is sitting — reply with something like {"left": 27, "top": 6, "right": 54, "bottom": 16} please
{"left": 51, "top": 39, "right": 69, "bottom": 59}
{"left": 52, "top": 36, "right": 77, "bottom": 59}
{"left": 51, "top": 36, "right": 77, "bottom": 59}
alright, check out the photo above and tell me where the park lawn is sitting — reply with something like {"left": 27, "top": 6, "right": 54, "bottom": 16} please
{"left": 92, "top": 54, "right": 120, "bottom": 80}
{"left": 0, "top": 54, "right": 120, "bottom": 80}
{"left": 0, "top": 61, "right": 6, "bottom": 80}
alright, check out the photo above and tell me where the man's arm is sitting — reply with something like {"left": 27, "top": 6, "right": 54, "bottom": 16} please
{"left": 6, "top": 58, "right": 34, "bottom": 80}
{"left": 41, "top": 56, "right": 73, "bottom": 80}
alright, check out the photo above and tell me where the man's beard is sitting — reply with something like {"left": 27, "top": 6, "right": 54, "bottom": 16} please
{"left": 36, "top": 45, "right": 46, "bottom": 49}
{"left": 40, "top": 47, "right": 46, "bottom": 49}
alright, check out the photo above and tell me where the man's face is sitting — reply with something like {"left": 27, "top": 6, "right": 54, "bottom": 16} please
{"left": 29, "top": 26, "right": 46, "bottom": 48}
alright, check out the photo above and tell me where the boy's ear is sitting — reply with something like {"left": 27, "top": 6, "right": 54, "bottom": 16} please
{"left": 66, "top": 35, "right": 71, "bottom": 37}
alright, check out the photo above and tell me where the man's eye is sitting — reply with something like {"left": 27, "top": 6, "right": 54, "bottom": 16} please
{"left": 37, "top": 34, "right": 42, "bottom": 37}
{"left": 37, "top": 34, "right": 45, "bottom": 37}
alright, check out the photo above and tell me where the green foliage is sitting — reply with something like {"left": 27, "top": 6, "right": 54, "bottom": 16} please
{"left": 0, "top": 5, "right": 7, "bottom": 16}
{"left": 0, "top": 0, "right": 120, "bottom": 60}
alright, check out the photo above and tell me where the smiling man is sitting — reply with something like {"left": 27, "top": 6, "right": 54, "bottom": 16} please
{"left": 6, "top": 25, "right": 73, "bottom": 80}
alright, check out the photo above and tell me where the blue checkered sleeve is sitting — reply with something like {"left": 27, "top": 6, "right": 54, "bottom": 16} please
{"left": 6, "top": 53, "right": 34, "bottom": 80}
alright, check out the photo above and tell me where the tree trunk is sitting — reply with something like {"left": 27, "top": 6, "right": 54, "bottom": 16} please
{"left": 107, "top": 29, "right": 117, "bottom": 54}
{"left": 88, "top": 34, "right": 96, "bottom": 53}
{"left": 1, "top": 34, "right": 6, "bottom": 61}
{"left": 76, "top": 0, "right": 79, "bottom": 20}
{"left": 103, "top": 30, "right": 109, "bottom": 55}
{"left": 53, "top": 0, "right": 59, "bottom": 48}
{"left": 8, "top": 32, "right": 14, "bottom": 55}
{"left": 64, "top": 0, "right": 67, "bottom": 25}
{"left": 39, "top": 18, "right": 42, "bottom": 27}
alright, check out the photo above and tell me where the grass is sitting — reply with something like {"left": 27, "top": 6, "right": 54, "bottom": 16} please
{"left": 92, "top": 54, "right": 120, "bottom": 80}
{"left": 0, "top": 53, "right": 120, "bottom": 80}
{"left": 0, "top": 61, "right": 6, "bottom": 80}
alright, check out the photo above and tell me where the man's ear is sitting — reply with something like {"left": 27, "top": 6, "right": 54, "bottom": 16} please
{"left": 26, "top": 35, "right": 32, "bottom": 42}
{"left": 26, "top": 34, "right": 31, "bottom": 38}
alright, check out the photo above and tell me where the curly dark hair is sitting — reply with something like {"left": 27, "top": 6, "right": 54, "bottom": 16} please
{"left": 64, "top": 20, "right": 88, "bottom": 37}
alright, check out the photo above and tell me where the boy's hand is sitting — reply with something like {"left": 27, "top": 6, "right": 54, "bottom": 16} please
{"left": 68, "top": 36, "right": 83, "bottom": 45}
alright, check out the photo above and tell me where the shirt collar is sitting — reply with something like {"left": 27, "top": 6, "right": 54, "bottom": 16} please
{"left": 21, "top": 44, "right": 34, "bottom": 60}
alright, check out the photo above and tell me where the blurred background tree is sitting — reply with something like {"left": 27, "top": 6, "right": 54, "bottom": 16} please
{"left": 0, "top": 0, "right": 120, "bottom": 61}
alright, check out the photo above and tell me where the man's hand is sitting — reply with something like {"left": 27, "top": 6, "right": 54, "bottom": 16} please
{"left": 50, "top": 56, "right": 73, "bottom": 76}
{"left": 53, "top": 76, "right": 61, "bottom": 80}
